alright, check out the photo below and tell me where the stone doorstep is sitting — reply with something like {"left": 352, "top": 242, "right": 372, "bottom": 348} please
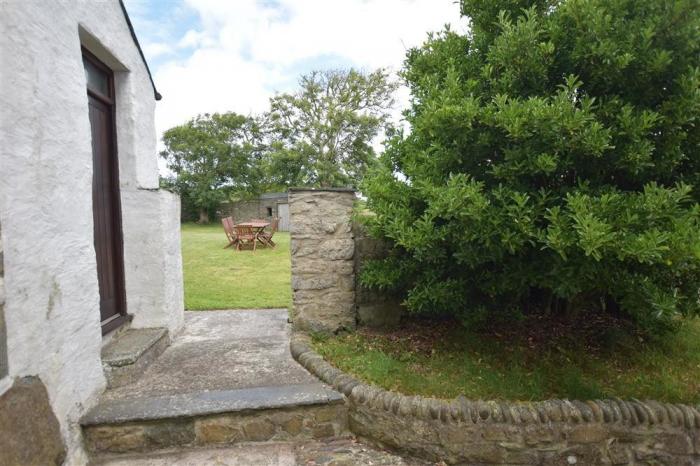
{"left": 101, "top": 328, "right": 169, "bottom": 388}
{"left": 81, "top": 384, "right": 349, "bottom": 455}
{"left": 102, "top": 328, "right": 168, "bottom": 367}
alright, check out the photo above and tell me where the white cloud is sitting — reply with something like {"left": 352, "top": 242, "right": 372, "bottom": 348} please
{"left": 131, "top": 0, "right": 467, "bottom": 155}
{"left": 181, "top": 0, "right": 464, "bottom": 69}
{"left": 156, "top": 48, "right": 270, "bottom": 128}
{"left": 177, "top": 29, "right": 211, "bottom": 49}
{"left": 142, "top": 42, "right": 174, "bottom": 59}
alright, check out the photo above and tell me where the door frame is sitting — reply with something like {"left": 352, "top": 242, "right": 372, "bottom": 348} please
{"left": 83, "top": 47, "right": 128, "bottom": 335}
{"left": 277, "top": 202, "right": 289, "bottom": 231}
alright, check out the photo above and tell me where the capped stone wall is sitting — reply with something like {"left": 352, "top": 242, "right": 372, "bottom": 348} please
{"left": 292, "top": 337, "right": 700, "bottom": 466}
{"left": 289, "top": 188, "right": 356, "bottom": 334}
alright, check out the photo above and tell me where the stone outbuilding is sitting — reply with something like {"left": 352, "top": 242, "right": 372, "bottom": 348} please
{"left": 0, "top": 1, "right": 183, "bottom": 463}
{"left": 220, "top": 192, "right": 290, "bottom": 231}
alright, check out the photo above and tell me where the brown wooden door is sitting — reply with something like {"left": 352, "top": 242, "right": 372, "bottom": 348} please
{"left": 84, "top": 51, "right": 127, "bottom": 334}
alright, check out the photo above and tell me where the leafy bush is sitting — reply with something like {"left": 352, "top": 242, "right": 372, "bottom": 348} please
{"left": 361, "top": 0, "right": 700, "bottom": 333}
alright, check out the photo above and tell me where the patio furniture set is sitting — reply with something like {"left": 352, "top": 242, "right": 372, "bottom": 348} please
{"left": 221, "top": 216, "right": 279, "bottom": 252}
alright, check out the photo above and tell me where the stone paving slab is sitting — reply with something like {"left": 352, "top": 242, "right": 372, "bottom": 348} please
{"left": 102, "top": 309, "right": 320, "bottom": 400}
{"left": 83, "top": 383, "right": 343, "bottom": 425}
{"left": 93, "top": 439, "right": 434, "bottom": 466}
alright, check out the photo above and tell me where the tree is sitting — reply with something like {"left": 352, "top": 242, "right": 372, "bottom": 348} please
{"left": 264, "top": 68, "right": 398, "bottom": 188}
{"left": 160, "top": 112, "right": 263, "bottom": 223}
{"left": 361, "top": 0, "right": 700, "bottom": 333}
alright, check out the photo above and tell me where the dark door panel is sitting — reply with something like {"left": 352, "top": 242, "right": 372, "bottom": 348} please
{"left": 84, "top": 50, "right": 127, "bottom": 334}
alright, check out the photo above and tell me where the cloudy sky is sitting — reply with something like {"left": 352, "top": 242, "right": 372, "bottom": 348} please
{"left": 123, "top": 0, "right": 467, "bottom": 147}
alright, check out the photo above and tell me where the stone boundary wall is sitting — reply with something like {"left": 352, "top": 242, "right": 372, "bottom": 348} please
{"left": 291, "top": 336, "right": 700, "bottom": 465}
{"left": 289, "top": 188, "right": 356, "bottom": 333}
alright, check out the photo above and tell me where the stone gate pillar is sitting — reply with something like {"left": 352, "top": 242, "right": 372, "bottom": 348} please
{"left": 289, "top": 188, "right": 356, "bottom": 333}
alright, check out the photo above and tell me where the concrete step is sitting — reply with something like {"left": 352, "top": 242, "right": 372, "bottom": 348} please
{"left": 81, "top": 383, "right": 348, "bottom": 456}
{"left": 101, "top": 328, "right": 169, "bottom": 389}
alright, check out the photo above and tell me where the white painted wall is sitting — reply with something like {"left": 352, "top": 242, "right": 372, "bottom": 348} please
{"left": 0, "top": 1, "right": 184, "bottom": 463}
{"left": 121, "top": 189, "right": 184, "bottom": 334}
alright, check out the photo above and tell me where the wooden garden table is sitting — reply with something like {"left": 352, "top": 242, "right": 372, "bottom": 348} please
{"left": 235, "top": 221, "right": 270, "bottom": 247}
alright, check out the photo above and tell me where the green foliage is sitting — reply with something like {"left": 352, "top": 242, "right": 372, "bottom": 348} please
{"left": 160, "top": 112, "right": 263, "bottom": 222}
{"left": 361, "top": 0, "right": 700, "bottom": 333}
{"left": 264, "top": 69, "right": 398, "bottom": 188}
{"left": 161, "top": 68, "right": 398, "bottom": 209}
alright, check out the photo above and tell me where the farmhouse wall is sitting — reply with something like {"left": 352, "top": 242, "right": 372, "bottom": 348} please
{"left": 223, "top": 200, "right": 266, "bottom": 222}
{"left": 121, "top": 189, "right": 184, "bottom": 333}
{"left": 0, "top": 1, "right": 183, "bottom": 463}
{"left": 0, "top": 221, "right": 6, "bottom": 381}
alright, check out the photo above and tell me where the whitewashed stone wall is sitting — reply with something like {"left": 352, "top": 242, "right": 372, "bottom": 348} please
{"left": 121, "top": 189, "right": 184, "bottom": 334}
{"left": 0, "top": 221, "right": 6, "bottom": 380}
{"left": 290, "top": 189, "right": 356, "bottom": 333}
{"left": 0, "top": 1, "right": 183, "bottom": 463}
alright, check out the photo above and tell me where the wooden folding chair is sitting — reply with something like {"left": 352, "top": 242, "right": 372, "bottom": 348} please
{"left": 234, "top": 225, "right": 258, "bottom": 252}
{"left": 221, "top": 217, "right": 238, "bottom": 249}
{"left": 258, "top": 217, "right": 278, "bottom": 248}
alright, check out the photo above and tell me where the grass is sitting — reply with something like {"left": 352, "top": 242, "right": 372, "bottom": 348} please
{"left": 181, "top": 223, "right": 291, "bottom": 309}
{"left": 181, "top": 222, "right": 700, "bottom": 403}
{"left": 312, "top": 316, "right": 700, "bottom": 404}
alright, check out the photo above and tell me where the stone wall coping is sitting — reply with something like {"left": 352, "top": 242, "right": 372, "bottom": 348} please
{"left": 290, "top": 335, "right": 700, "bottom": 430}
{"left": 289, "top": 187, "right": 357, "bottom": 193}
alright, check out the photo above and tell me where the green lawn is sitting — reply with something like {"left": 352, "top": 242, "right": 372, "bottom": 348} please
{"left": 181, "top": 223, "right": 292, "bottom": 309}
{"left": 313, "top": 318, "right": 700, "bottom": 404}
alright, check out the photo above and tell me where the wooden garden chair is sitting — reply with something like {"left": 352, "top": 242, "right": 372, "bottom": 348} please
{"left": 258, "top": 217, "right": 278, "bottom": 248}
{"left": 234, "top": 225, "right": 258, "bottom": 252}
{"left": 221, "top": 217, "right": 238, "bottom": 249}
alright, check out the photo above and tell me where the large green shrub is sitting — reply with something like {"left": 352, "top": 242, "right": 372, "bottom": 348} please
{"left": 361, "top": 0, "right": 700, "bottom": 332}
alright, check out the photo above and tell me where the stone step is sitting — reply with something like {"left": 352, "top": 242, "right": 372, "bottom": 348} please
{"left": 81, "top": 383, "right": 348, "bottom": 456}
{"left": 101, "top": 328, "right": 169, "bottom": 389}
{"left": 90, "top": 438, "right": 428, "bottom": 466}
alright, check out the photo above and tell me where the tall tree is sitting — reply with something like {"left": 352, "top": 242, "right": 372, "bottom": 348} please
{"left": 265, "top": 69, "right": 398, "bottom": 188}
{"left": 361, "top": 0, "right": 700, "bottom": 334}
{"left": 160, "top": 112, "right": 263, "bottom": 223}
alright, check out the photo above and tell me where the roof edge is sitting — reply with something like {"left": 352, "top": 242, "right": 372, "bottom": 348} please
{"left": 118, "top": 0, "right": 162, "bottom": 101}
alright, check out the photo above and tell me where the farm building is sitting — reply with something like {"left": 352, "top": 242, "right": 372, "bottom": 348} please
{"left": 220, "top": 192, "right": 290, "bottom": 231}
{"left": 0, "top": 1, "right": 183, "bottom": 463}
